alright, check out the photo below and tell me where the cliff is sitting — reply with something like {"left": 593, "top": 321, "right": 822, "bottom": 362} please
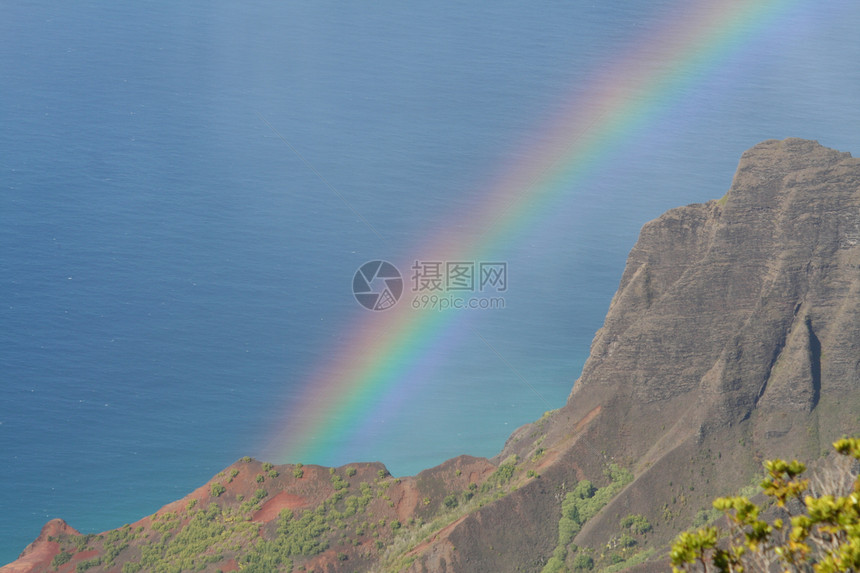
{"left": 4, "top": 138, "right": 860, "bottom": 573}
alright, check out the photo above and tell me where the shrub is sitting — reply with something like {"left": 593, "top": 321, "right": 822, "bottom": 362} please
{"left": 51, "top": 551, "right": 72, "bottom": 568}
{"left": 293, "top": 467, "right": 304, "bottom": 479}
{"left": 443, "top": 494, "right": 459, "bottom": 509}
{"left": 618, "top": 533, "right": 637, "bottom": 548}
{"left": 256, "top": 474, "right": 265, "bottom": 483}
{"left": 210, "top": 483, "right": 226, "bottom": 497}
{"left": 331, "top": 475, "right": 349, "bottom": 491}
{"left": 76, "top": 557, "right": 102, "bottom": 572}
{"left": 672, "top": 438, "right": 860, "bottom": 573}
{"left": 346, "top": 467, "right": 357, "bottom": 477}
{"left": 262, "top": 462, "right": 273, "bottom": 472}
{"left": 482, "top": 462, "right": 517, "bottom": 492}
{"left": 620, "top": 514, "right": 652, "bottom": 535}
{"left": 572, "top": 553, "right": 594, "bottom": 571}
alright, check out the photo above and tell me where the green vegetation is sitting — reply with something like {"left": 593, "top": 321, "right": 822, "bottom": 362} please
{"left": 620, "top": 514, "right": 652, "bottom": 535}
{"left": 51, "top": 550, "right": 72, "bottom": 569}
{"left": 572, "top": 552, "right": 594, "bottom": 571}
{"left": 331, "top": 474, "right": 349, "bottom": 491}
{"left": 672, "top": 438, "right": 860, "bottom": 573}
{"left": 210, "top": 483, "right": 226, "bottom": 497}
{"left": 75, "top": 557, "right": 102, "bottom": 571}
{"left": 346, "top": 466, "right": 357, "bottom": 477}
{"left": 293, "top": 464, "right": 304, "bottom": 479}
{"left": 482, "top": 457, "right": 518, "bottom": 492}
{"left": 541, "top": 464, "right": 634, "bottom": 573}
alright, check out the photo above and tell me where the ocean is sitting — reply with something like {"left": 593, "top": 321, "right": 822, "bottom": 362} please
{"left": 2, "top": 0, "right": 859, "bottom": 563}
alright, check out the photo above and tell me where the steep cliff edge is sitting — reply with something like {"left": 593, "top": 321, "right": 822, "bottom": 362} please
{"left": 5, "top": 139, "right": 860, "bottom": 573}
{"left": 486, "top": 138, "right": 860, "bottom": 568}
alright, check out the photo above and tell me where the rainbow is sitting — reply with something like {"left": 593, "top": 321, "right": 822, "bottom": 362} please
{"left": 262, "top": 0, "right": 805, "bottom": 467}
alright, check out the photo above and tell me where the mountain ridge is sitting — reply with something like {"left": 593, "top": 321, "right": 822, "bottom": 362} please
{"left": 5, "top": 138, "right": 860, "bottom": 573}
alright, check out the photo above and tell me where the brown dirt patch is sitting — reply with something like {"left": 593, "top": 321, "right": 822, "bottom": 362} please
{"left": 253, "top": 491, "right": 310, "bottom": 523}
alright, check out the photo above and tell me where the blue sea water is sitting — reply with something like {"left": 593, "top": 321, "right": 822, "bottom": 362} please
{"left": 2, "top": 0, "right": 860, "bottom": 563}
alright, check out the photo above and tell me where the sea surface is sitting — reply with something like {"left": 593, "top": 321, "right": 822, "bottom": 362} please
{"left": 2, "top": 1, "right": 860, "bottom": 563}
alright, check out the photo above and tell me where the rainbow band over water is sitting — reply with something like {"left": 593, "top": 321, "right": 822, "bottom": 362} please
{"left": 262, "top": 0, "right": 804, "bottom": 466}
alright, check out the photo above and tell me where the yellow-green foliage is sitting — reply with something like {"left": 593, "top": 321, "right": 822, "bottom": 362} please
{"left": 671, "top": 438, "right": 860, "bottom": 573}
{"left": 127, "top": 503, "right": 258, "bottom": 572}
{"left": 482, "top": 459, "right": 518, "bottom": 492}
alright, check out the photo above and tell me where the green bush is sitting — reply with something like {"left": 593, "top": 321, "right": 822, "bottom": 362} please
{"left": 210, "top": 483, "right": 226, "bottom": 497}
{"left": 482, "top": 462, "right": 517, "bottom": 491}
{"left": 572, "top": 553, "right": 594, "bottom": 571}
{"left": 443, "top": 494, "right": 459, "bottom": 509}
{"left": 331, "top": 474, "right": 349, "bottom": 491}
{"left": 76, "top": 557, "right": 102, "bottom": 572}
{"left": 346, "top": 467, "right": 357, "bottom": 477}
{"left": 620, "top": 514, "right": 652, "bottom": 535}
{"left": 618, "top": 533, "right": 637, "bottom": 548}
{"left": 672, "top": 438, "right": 860, "bottom": 573}
{"left": 51, "top": 551, "right": 72, "bottom": 568}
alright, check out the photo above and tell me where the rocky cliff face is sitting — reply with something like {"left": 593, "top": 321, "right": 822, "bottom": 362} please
{"left": 441, "top": 138, "right": 860, "bottom": 571}
{"left": 489, "top": 138, "right": 860, "bottom": 565}
{"left": 5, "top": 139, "right": 860, "bottom": 573}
